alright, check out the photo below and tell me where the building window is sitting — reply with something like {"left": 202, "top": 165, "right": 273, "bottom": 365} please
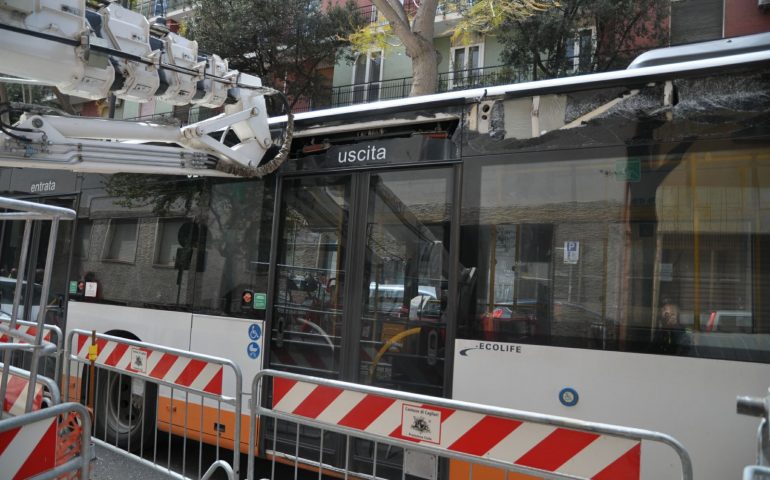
{"left": 154, "top": 218, "right": 186, "bottom": 267}
{"left": 450, "top": 44, "right": 482, "bottom": 89}
{"left": 74, "top": 221, "right": 92, "bottom": 259}
{"left": 565, "top": 28, "right": 595, "bottom": 74}
{"left": 103, "top": 219, "right": 138, "bottom": 263}
{"left": 352, "top": 51, "right": 383, "bottom": 104}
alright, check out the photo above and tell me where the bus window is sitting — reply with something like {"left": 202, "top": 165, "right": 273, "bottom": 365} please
{"left": 460, "top": 146, "right": 770, "bottom": 362}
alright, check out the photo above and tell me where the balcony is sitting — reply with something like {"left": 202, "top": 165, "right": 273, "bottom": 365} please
{"left": 355, "top": 0, "right": 474, "bottom": 26}
{"left": 320, "top": 63, "right": 531, "bottom": 112}
{"left": 132, "top": 0, "right": 194, "bottom": 20}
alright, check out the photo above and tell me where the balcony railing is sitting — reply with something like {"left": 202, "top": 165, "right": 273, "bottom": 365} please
{"left": 323, "top": 63, "right": 531, "bottom": 112}
{"left": 355, "top": 0, "right": 470, "bottom": 25}
{"left": 132, "top": 0, "right": 193, "bottom": 18}
{"left": 317, "top": 48, "right": 652, "bottom": 113}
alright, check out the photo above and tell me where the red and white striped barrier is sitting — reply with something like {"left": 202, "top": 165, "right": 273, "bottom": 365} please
{"left": 0, "top": 415, "right": 57, "bottom": 479}
{"left": 0, "top": 323, "right": 53, "bottom": 344}
{"left": 73, "top": 332, "right": 224, "bottom": 395}
{"left": 2, "top": 372, "right": 44, "bottom": 416}
{"left": 272, "top": 377, "right": 640, "bottom": 479}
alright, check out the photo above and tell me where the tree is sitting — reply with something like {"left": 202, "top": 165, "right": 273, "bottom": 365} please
{"left": 190, "top": 0, "right": 364, "bottom": 111}
{"left": 351, "top": 0, "right": 553, "bottom": 97}
{"left": 493, "top": 0, "right": 669, "bottom": 80}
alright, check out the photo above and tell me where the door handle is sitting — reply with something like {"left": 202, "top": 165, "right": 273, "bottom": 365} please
{"left": 275, "top": 317, "right": 284, "bottom": 347}
{"left": 427, "top": 329, "right": 438, "bottom": 366}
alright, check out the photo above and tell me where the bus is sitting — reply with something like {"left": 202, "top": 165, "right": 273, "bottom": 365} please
{"left": 3, "top": 33, "right": 770, "bottom": 479}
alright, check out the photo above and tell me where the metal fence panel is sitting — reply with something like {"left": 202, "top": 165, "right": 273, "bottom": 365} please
{"left": 0, "top": 401, "right": 91, "bottom": 480}
{"left": 249, "top": 369, "right": 693, "bottom": 480}
{"left": 0, "top": 317, "right": 63, "bottom": 382}
{"left": 1, "top": 362, "right": 59, "bottom": 415}
{"left": 64, "top": 329, "right": 243, "bottom": 479}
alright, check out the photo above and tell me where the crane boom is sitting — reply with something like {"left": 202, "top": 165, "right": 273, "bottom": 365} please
{"left": 0, "top": 0, "right": 292, "bottom": 177}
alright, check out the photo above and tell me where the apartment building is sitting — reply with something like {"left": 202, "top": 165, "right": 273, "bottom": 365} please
{"left": 102, "top": 0, "right": 770, "bottom": 118}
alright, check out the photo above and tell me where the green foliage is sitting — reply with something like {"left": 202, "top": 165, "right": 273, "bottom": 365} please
{"left": 495, "top": 0, "right": 669, "bottom": 78}
{"left": 105, "top": 174, "right": 207, "bottom": 216}
{"left": 452, "top": 0, "right": 557, "bottom": 46}
{"left": 348, "top": 21, "right": 396, "bottom": 54}
{"left": 1, "top": 83, "right": 54, "bottom": 106}
{"left": 190, "top": 0, "right": 365, "bottom": 110}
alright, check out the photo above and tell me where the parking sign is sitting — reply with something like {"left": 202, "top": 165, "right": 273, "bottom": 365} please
{"left": 564, "top": 241, "right": 579, "bottom": 264}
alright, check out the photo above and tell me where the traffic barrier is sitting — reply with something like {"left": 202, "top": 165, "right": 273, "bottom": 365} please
{"left": 0, "top": 317, "right": 63, "bottom": 381}
{"left": 0, "top": 327, "right": 58, "bottom": 415}
{"left": 0, "top": 197, "right": 75, "bottom": 426}
{"left": 248, "top": 369, "right": 694, "bottom": 480}
{"left": 0, "top": 401, "right": 91, "bottom": 480}
{"left": 64, "top": 329, "right": 244, "bottom": 480}
{"left": 1, "top": 362, "right": 60, "bottom": 416}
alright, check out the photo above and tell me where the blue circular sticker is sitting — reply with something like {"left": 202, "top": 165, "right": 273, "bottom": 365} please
{"left": 248, "top": 323, "right": 262, "bottom": 341}
{"left": 559, "top": 387, "right": 579, "bottom": 407}
{"left": 247, "top": 342, "right": 261, "bottom": 359}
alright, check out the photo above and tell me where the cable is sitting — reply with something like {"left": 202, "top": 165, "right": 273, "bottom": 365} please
{"left": 0, "top": 104, "right": 39, "bottom": 132}
{"left": 214, "top": 89, "right": 294, "bottom": 178}
{"left": 0, "top": 121, "right": 32, "bottom": 143}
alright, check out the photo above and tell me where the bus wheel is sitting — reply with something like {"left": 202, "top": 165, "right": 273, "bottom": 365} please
{"left": 94, "top": 371, "right": 157, "bottom": 452}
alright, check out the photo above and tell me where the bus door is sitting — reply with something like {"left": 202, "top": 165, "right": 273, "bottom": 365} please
{"left": 268, "top": 166, "right": 456, "bottom": 475}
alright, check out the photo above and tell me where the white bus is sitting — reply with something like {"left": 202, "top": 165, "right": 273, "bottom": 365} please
{"left": 3, "top": 33, "right": 770, "bottom": 479}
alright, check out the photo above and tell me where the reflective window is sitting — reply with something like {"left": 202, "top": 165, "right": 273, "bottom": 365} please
{"left": 103, "top": 219, "right": 137, "bottom": 263}
{"left": 460, "top": 146, "right": 770, "bottom": 362}
{"left": 271, "top": 175, "right": 350, "bottom": 377}
{"left": 359, "top": 169, "right": 452, "bottom": 396}
{"left": 154, "top": 218, "right": 186, "bottom": 267}
{"left": 193, "top": 180, "right": 269, "bottom": 316}
{"left": 74, "top": 221, "right": 92, "bottom": 259}
{"left": 72, "top": 175, "right": 212, "bottom": 310}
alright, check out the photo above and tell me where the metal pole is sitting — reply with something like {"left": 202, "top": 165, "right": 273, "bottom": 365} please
{"left": 88, "top": 330, "right": 97, "bottom": 414}
{"left": 26, "top": 216, "right": 60, "bottom": 412}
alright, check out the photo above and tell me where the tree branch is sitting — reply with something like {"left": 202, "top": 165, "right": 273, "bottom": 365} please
{"left": 412, "top": 0, "right": 438, "bottom": 37}
{"left": 371, "top": 0, "right": 409, "bottom": 28}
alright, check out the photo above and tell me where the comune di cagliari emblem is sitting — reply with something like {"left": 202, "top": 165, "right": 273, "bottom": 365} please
{"left": 410, "top": 416, "right": 431, "bottom": 434}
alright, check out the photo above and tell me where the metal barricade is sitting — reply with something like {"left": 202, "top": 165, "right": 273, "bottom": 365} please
{"left": 0, "top": 327, "right": 59, "bottom": 415}
{"left": 64, "top": 329, "right": 243, "bottom": 479}
{"left": 0, "top": 196, "right": 75, "bottom": 419}
{"left": 249, "top": 369, "right": 694, "bottom": 480}
{"left": 0, "top": 317, "right": 64, "bottom": 383}
{"left": 738, "top": 388, "right": 770, "bottom": 479}
{"left": 0, "top": 401, "right": 92, "bottom": 480}
{"left": 1, "top": 362, "right": 60, "bottom": 415}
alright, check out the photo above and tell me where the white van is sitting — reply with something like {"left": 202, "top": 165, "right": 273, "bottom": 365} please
{"left": 367, "top": 283, "right": 437, "bottom": 318}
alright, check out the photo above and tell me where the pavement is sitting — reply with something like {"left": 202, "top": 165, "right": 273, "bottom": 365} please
{"left": 91, "top": 443, "right": 177, "bottom": 479}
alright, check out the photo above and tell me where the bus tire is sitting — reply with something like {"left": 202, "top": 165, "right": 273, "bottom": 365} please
{"left": 94, "top": 370, "right": 157, "bottom": 452}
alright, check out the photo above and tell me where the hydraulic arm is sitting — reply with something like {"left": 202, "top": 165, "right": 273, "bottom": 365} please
{"left": 0, "top": 0, "right": 292, "bottom": 177}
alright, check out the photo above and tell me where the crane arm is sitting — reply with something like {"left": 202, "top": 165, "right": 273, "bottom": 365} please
{"left": 0, "top": 0, "right": 292, "bottom": 178}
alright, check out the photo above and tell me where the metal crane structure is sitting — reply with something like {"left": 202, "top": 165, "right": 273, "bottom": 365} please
{"left": 0, "top": 0, "right": 293, "bottom": 178}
